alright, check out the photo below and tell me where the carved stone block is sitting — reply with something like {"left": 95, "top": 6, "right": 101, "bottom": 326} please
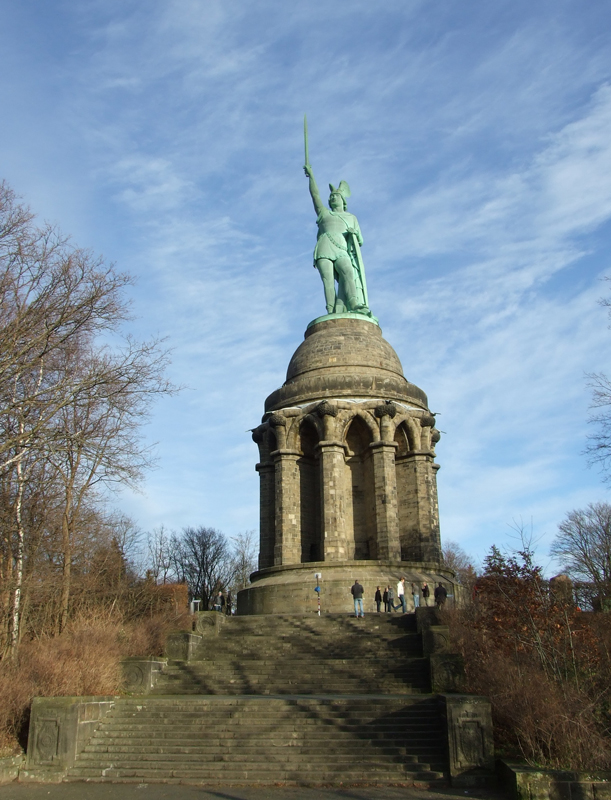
{"left": 23, "top": 697, "right": 115, "bottom": 781}
{"left": 165, "top": 631, "right": 203, "bottom": 661}
{"left": 439, "top": 694, "right": 495, "bottom": 786}
{"left": 430, "top": 653, "right": 466, "bottom": 692}
{"left": 415, "top": 605, "right": 442, "bottom": 633}
{"left": 193, "top": 610, "right": 226, "bottom": 636}
{"left": 422, "top": 624, "right": 450, "bottom": 655}
{"left": 121, "top": 659, "right": 166, "bottom": 694}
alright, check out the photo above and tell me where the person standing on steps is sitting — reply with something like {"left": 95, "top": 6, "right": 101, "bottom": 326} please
{"left": 375, "top": 586, "right": 382, "bottom": 613}
{"left": 383, "top": 586, "right": 389, "bottom": 613}
{"left": 351, "top": 579, "right": 365, "bottom": 618}
{"left": 226, "top": 590, "right": 232, "bottom": 616}
{"left": 213, "top": 591, "right": 225, "bottom": 613}
{"left": 387, "top": 584, "right": 395, "bottom": 612}
{"left": 395, "top": 577, "right": 407, "bottom": 614}
{"left": 435, "top": 582, "right": 448, "bottom": 609}
{"left": 411, "top": 583, "right": 420, "bottom": 609}
{"left": 422, "top": 582, "right": 430, "bottom": 607}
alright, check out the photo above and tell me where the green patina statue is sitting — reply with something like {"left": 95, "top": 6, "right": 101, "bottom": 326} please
{"left": 303, "top": 118, "right": 372, "bottom": 317}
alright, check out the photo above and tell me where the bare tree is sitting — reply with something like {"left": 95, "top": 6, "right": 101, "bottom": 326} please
{"left": 585, "top": 279, "right": 611, "bottom": 479}
{"left": 442, "top": 540, "right": 478, "bottom": 591}
{"left": 550, "top": 502, "right": 611, "bottom": 608}
{"left": 170, "top": 527, "right": 234, "bottom": 610}
{"left": 47, "top": 339, "right": 173, "bottom": 632}
{"left": 0, "top": 180, "right": 176, "bottom": 651}
{"left": 0, "top": 182, "right": 133, "bottom": 470}
{"left": 230, "top": 530, "right": 257, "bottom": 593}
{"left": 146, "top": 526, "right": 173, "bottom": 584}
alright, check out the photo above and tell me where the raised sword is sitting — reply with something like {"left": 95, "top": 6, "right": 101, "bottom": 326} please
{"left": 304, "top": 114, "right": 310, "bottom": 167}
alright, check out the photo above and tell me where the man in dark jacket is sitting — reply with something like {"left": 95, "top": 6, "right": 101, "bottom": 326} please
{"left": 351, "top": 580, "right": 365, "bottom": 618}
{"left": 434, "top": 583, "right": 448, "bottom": 609}
{"left": 375, "top": 586, "right": 382, "bottom": 613}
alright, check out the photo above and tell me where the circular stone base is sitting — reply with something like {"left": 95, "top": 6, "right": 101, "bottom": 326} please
{"left": 236, "top": 561, "right": 460, "bottom": 615}
{"left": 307, "top": 311, "right": 379, "bottom": 329}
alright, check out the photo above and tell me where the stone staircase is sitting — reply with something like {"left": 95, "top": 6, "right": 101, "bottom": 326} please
{"left": 155, "top": 613, "right": 430, "bottom": 695}
{"left": 64, "top": 613, "right": 454, "bottom": 785}
{"left": 68, "top": 696, "right": 446, "bottom": 784}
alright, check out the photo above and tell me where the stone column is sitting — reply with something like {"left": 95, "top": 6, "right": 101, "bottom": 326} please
{"left": 369, "top": 440, "right": 401, "bottom": 561}
{"left": 402, "top": 453, "right": 441, "bottom": 562}
{"left": 317, "top": 440, "right": 348, "bottom": 561}
{"left": 273, "top": 449, "right": 301, "bottom": 566}
{"left": 424, "top": 461, "right": 442, "bottom": 562}
{"left": 256, "top": 461, "right": 275, "bottom": 569}
{"left": 252, "top": 424, "right": 276, "bottom": 570}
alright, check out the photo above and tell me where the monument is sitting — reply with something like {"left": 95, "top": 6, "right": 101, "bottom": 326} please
{"left": 21, "top": 127, "right": 494, "bottom": 789}
{"left": 238, "top": 124, "right": 457, "bottom": 614}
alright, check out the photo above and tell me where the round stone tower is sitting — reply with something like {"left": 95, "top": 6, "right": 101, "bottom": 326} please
{"left": 237, "top": 313, "right": 456, "bottom": 614}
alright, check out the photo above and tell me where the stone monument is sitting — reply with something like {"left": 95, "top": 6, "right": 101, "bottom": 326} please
{"left": 237, "top": 126, "right": 456, "bottom": 614}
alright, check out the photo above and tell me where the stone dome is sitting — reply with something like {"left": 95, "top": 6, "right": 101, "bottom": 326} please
{"left": 265, "top": 317, "right": 428, "bottom": 412}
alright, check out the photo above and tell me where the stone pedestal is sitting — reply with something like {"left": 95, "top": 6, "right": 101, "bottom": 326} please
{"left": 241, "top": 316, "right": 452, "bottom": 614}
{"left": 237, "top": 559, "right": 456, "bottom": 615}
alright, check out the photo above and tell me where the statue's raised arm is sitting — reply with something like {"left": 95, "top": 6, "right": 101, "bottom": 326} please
{"left": 304, "top": 164, "right": 325, "bottom": 217}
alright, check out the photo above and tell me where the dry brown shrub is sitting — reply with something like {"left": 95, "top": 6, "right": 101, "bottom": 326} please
{"left": 0, "top": 605, "right": 190, "bottom": 755}
{"left": 445, "top": 589, "right": 611, "bottom": 770}
{"left": 120, "top": 609, "right": 191, "bottom": 657}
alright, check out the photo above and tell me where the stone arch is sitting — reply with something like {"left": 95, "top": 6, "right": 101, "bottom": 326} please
{"left": 340, "top": 410, "right": 378, "bottom": 446}
{"left": 393, "top": 415, "right": 420, "bottom": 451}
{"left": 298, "top": 417, "right": 322, "bottom": 562}
{"left": 394, "top": 422, "right": 410, "bottom": 456}
{"left": 286, "top": 413, "right": 323, "bottom": 450}
{"left": 344, "top": 416, "right": 376, "bottom": 560}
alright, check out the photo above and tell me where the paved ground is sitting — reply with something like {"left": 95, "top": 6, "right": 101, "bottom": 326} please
{"left": 0, "top": 784, "right": 507, "bottom": 800}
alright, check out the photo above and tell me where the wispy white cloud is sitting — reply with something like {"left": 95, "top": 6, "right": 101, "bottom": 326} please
{"left": 2, "top": 0, "right": 611, "bottom": 564}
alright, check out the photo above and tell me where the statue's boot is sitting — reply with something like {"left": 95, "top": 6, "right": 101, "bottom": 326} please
{"left": 347, "top": 296, "right": 369, "bottom": 313}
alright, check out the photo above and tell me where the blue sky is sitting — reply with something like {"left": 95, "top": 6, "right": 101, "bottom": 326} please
{"left": 2, "top": 0, "right": 611, "bottom": 571}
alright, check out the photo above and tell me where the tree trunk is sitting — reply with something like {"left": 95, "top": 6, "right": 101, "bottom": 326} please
{"left": 8, "top": 456, "right": 25, "bottom": 655}
{"left": 59, "top": 484, "right": 73, "bottom": 634}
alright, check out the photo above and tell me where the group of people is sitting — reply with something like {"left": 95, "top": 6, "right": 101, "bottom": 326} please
{"left": 351, "top": 578, "right": 448, "bottom": 617}
{"left": 212, "top": 590, "right": 233, "bottom": 615}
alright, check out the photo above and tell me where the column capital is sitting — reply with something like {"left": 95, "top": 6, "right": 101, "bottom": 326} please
{"left": 368, "top": 440, "right": 398, "bottom": 451}
{"left": 316, "top": 440, "right": 347, "bottom": 452}
{"left": 271, "top": 449, "right": 301, "bottom": 458}
{"left": 397, "top": 449, "right": 434, "bottom": 459}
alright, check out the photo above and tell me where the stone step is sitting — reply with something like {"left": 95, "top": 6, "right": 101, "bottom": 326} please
{"left": 193, "top": 652, "right": 422, "bottom": 659}
{"left": 72, "top": 759, "right": 442, "bottom": 772}
{"left": 91, "top": 735, "right": 441, "bottom": 746}
{"left": 151, "top": 683, "right": 426, "bottom": 693}
{"left": 83, "top": 743, "right": 424, "bottom": 757}
{"left": 101, "top": 715, "right": 440, "bottom": 726}
{"left": 67, "top": 769, "right": 446, "bottom": 784}
{"left": 189, "top": 650, "right": 424, "bottom": 662}
{"left": 108, "top": 711, "right": 439, "bottom": 721}
{"left": 83, "top": 747, "right": 442, "bottom": 761}
{"left": 201, "top": 637, "right": 420, "bottom": 647}
{"left": 151, "top": 682, "right": 429, "bottom": 697}
{"left": 166, "top": 656, "right": 425, "bottom": 665}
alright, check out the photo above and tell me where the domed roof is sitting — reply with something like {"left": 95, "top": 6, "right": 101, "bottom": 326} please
{"left": 264, "top": 317, "right": 428, "bottom": 412}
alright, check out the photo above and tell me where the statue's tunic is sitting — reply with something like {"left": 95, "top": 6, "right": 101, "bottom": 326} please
{"left": 313, "top": 209, "right": 363, "bottom": 265}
